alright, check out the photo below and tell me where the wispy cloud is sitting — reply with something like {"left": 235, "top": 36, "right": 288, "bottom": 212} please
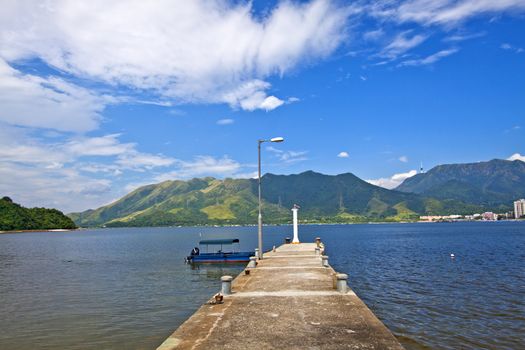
{"left": 217, "top": 118, "right": 234, "bottom": 125}
{"left": 266, "top": 146, "right": 308, "bottom": 164}
{"left": 0, "top": 162, "right": 113, "bottom": 213}
{"left": 443, "top": 31, "right": 486, "bottom": 42}
{"left": 367, "top": 169, "right": 418, "bottom": 189}
{"left": 504, "top": 125, "right": 522, "bottom": 133}
{"left": 337, "top": 151, "right": 350, "bottom": 158}
{"left": 399, "top": 155, "right": 409, "bottom": 163}
{"left": 155, "top": 156, "right": 241, "bottom": 181}
{"left": 381, "top": 31, "right": 427, "bottom": 59}
{"left": 363, "top": 28, "right": 385, "bottom": 41}
{"left": 398, "top": 48, "right": 459, "bottom": 66}
{"left": 0, "top": 58, "right": 110, "bottom": 132}
{"left": 500, "top": 43, "right": 524, "bottom": 53}
{"left": 0, "top": 127, "right": 176, "bottom": 211}
{"left": 371, "top": 0, "right": 525, "bottom": 26}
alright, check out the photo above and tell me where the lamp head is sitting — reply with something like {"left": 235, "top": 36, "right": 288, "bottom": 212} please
{"left": 270, "top": 137, "right": 284, "bottom": 143}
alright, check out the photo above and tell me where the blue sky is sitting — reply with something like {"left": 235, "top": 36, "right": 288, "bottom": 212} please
{"left": 1, "top": 0, "right": 524, "bottom": 212}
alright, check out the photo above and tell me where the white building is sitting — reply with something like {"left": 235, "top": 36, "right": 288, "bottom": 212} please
{"left": 514, "top": 199, "right": 525, "bottom": 219}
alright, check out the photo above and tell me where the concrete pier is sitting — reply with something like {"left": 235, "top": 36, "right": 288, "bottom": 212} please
{"left": 158, "top": 242, "right": 404, "bottom": 350}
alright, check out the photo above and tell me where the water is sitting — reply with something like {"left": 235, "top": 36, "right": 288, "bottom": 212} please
{"left": 0, "top": 222, "right": 524, "bottom": 349}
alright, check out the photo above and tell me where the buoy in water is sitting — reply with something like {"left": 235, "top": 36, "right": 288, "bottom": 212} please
{"left": 450, "top": 253, "right": 455, "bottom": 258}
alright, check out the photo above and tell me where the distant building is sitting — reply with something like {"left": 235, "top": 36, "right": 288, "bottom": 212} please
{"left": 482, "top": 212, "right": 497, "bottom": 221}
{"left": 419, "top": 215, "right": 464, "bottom": 222}
{"left": 419, "top": 216, "right": 440, "bottom": 222}
{"left": 514, "top": 199, "right": 525, "bottom": 219}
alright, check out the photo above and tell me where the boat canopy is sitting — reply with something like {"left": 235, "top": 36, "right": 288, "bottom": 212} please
{"left": 199, "top": 238, "right": 240, "bottom": 245}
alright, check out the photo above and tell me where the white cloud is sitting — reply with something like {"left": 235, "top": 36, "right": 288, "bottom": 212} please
{"left": 367, "top": 169, "right": 418, "bottom": 189}
{"left": 398, "top": 48, "right": 459, "bottom": 66}
{"left": 154, "top": 156, "right": 241, "bottom": 181}
{"left": 220, "top": 80, "right": 285, "bottom": 111}
{"left": 0, "top": 127, "right": 176, "bottom": 211}
{"left": 442, "top": 31, "right": 486, "bottom": 42}
{"left": 1, "top": 125, "right": 258, "bottom": 211}
{"left": 217, "top": 118, "right": 234, "bottom": 125}
{"left": 0, "top": 0, "right": 350, "bottom": 112}
{"left": 0, "top": 162, "right": 114, "bottom": 212}
{"left": 260, "top": 96, "right": 285, "bottom": 111}
{"left": 500, "top": 43, "right": 524, "bottom": 53}
{"left": 0, "top": 58, "right": 108, "bottom": 132}
{"left": 0, "top": 129, "right": 175, "bottom": 171}
{"left": 371, "top": 0, "right": 525, "bottom": 26}
{"left": 508, "top": 153, "right": 525, "bottom": 162}
{"left": 399, "top": 155, "right": 409, "bottom": 162}
{"left": 66, "top": 134, "right": 134, "bottom": 157}
{"left": 116, "top": 152, "right": 175, "bottom": 170}
{"left": 337, "top": 151, "right": 350, "bottom": 158}
{"left": 382, "top": 31, "right": 427, "bottom": 58}
{"left": 267, "top": 146, "right": 308, "bottom": 164}
{"left": 231, "top": 171, "right": 259, "bottom": 179}
{"left": 363, "top": 29, "right": 384, "bottom": 41}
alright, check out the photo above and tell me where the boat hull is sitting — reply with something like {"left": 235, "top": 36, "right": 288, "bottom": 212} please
{"left": 187, "top": 251, "right": 254, "bottom": 263}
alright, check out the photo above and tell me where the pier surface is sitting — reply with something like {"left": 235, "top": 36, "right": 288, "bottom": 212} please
{"left": 158, "top": 243, "right": 404, "bottom": 350}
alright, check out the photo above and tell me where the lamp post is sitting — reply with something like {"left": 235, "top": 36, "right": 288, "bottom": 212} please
{"left": 258, "top": 136, "right": 284, "bottom": 259}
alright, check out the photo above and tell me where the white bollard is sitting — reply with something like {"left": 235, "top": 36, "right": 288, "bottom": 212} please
{"left": 254, "top": 248, "right": 259, "bottom": 259}
{"left": 247, "top": 256, "right": 257, "bottom": 268}
{"left": 336, "top": 273, "right": 348, "bottom": 293}
{"left": 321, "top": 255, "right": 329, "bottom": 267}
{"left": 221, "top": 275, "right": 233, "bottom": 295}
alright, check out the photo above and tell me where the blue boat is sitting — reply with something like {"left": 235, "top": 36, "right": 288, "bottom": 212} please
{"left": 185, "top": 238, "right": 254, "bottom": 263}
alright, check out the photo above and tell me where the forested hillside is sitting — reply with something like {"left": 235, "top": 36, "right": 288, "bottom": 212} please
{"left": 0, "top": 197, "right": 77, "bottom": 231}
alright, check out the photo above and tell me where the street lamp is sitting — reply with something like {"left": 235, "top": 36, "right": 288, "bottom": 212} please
{"left": 257, "top": 136, "right": 284, "bottom": 259}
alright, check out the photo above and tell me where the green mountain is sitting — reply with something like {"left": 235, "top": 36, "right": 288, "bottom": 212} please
{"left": 0, "top": 196, "right": 77, "bottom": 231}
{"left": 69, "top": 177, "right": 289, "bottom": 227}
{"left": 396, "top": 159, "right": 525, "bottom": 210}
{"left": 69, "top": 171, "right": 482, "bottom": 227}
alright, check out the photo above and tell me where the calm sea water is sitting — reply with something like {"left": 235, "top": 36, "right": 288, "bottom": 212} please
{"left": 1, "top": 222, "right": 524, "bottom": 349}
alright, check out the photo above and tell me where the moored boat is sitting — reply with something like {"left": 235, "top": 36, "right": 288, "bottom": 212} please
{"left": 185, "top": 238, "right": 254, "bottom": 263}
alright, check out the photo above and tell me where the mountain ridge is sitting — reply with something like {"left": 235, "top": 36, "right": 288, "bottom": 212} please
{"left": 396, "top": 159, "right": 525, "bottom": 209}
{"left": 69, "top": 170, "right": 485, "bottom": 227}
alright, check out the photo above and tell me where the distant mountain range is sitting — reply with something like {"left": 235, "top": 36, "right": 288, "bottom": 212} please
{"left": 68, "top": 158, "right": 524, "bottom": 228}
{"left": 396, "top": 159, "right": 525, "bottom": 210}
{"left": 1, "top": 196, "right": 77, "bottom": 231}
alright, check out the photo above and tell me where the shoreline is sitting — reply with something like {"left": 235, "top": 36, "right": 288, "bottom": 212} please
{"left": 0, "top": 228, "right": 78, "bottom": 234}
{"left": 3, "top": 219, "right": 523, "bottom": 234}
{"left": 96, "top": 219, "right": 524, "bottom": 228}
